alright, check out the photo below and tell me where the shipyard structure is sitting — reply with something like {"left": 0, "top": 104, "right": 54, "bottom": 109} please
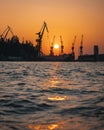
{"left": 35, "top": 21, "right": 75, "bottom": 61}
{"left": 35, "top": 22, "right": 104, "bottom": 61}
{"left": 0, "top": 22, "right": 104, "bottom": 61}
{"left": 78, "top": 45, "right": 104, "bottom": 62}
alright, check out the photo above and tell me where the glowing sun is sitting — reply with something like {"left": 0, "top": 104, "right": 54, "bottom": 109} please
{"left": 54, "top": 44, "right": 59, "bottom": 49}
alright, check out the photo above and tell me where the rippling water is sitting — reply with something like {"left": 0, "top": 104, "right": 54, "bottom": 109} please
{"left": 0, "top": 62, "right": 104, "bottom": 130}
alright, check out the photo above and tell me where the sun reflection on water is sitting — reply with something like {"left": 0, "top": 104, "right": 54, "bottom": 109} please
{"left": 27, "top": 117, "right": 94, "bottom": 130}
{"left": 48, "top": 124, "right": 58, "bottom": 130}
{"left": 48, "top": 96, "right": 68, "bottom": 101}
{"left": 28, "top": 123, "right": 59, "bottom": 130}
{"left": 49, "top": 79, "right": 61, "bottom": 88}
{"left": 28, "top": 122, "right": 64, "bottom": 130}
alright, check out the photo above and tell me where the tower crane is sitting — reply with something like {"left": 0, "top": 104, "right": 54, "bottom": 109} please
{"left": 36, "top": 21, "right": 49, "bottom": 57}
{"left": 80, "top": 35, "right": 83, "bottom": 56}
{"left": 50, "top": 35, "right": 55, "bottom": 56}
{"left": 0, "top": 26, "right": 14, "bottom": 41}
{"left": 60, "top": 35, "right": 64, "bottom": 55}
{"left": 72, "top": 35, "right": 76, "bottom": 59}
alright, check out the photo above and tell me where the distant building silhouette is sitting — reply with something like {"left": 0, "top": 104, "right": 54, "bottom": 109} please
{"left": 94, "top": 45, "right": 99, "bottom": 61}
{"left": 78, "top": 45, "right": 104, "bottom": 61}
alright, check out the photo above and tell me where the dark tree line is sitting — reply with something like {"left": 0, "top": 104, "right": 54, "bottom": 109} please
{"left": 0, "top": 36, "right": 39, "bottom": 61}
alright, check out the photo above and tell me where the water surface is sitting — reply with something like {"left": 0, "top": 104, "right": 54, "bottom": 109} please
{"left": 0, "top": 62, "right": 104, "bottom": 130}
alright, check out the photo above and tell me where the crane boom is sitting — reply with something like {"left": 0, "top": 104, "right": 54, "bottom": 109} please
{"left": 36, "top": 21, "right": 49, "bottom": 57}
{"left": 81, "top": 34, "right": 83, "bottom": 46}
{"left": 0, "top": 26, "right": 14, "bottom": 40}
{"left": 60, "top": 36, "right": 63, "bottom": 45}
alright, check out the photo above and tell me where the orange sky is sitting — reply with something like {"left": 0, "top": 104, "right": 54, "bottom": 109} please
{"left": 0, "top": 0, "right": 104, "bottom": 57}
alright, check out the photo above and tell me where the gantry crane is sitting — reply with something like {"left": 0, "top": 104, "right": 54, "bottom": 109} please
{"left": 0, "top": 26, "right": 14, "bottom": 41}
{"left": 60, "top": 35, "right": 64, "bottom": 55}
{"left": 36, "top": 21, "right": 49, "bottom": 57}
{"left": 80, "top": 35, "right": 83, "bottom": 56}
{"left": 72, "top": 35, "right": 76, "bottom": 59}
{"left": 50, "top": 35, "right": 55, "bottom": 56}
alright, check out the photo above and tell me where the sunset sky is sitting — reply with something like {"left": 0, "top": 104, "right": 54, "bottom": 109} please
{"left": 0, "top": 0, "right": 104, "bottom": 57}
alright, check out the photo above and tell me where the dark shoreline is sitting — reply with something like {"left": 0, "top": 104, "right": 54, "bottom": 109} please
{"left": 0, "top": 55, "right": 104, "bottom": 62}
{"left": 0, "top": 60, "right": 104, "bottom": 62}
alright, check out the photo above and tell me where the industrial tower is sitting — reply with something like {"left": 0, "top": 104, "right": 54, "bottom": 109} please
{"left": 94, "top": 45, "right": 99, "bottom": 61}
{"left": 72, "top": 35, "right": 76, "bottom": 60}
{"left": 36, "top": 22, "right": 49, "bottom": 57}
{"left": 80, "top": 35, "right": 83, "bottom": 56}
{"left": 60, "top": 36, "right": 64, "bottom": 55}
{"left": 50, "top": 35, "right": 55, "bottom": 56}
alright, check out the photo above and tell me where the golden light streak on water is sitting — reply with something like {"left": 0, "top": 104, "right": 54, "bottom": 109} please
{"left": 28, "top": 125, "right": 40, "bottom": 130}
{"left": 49, "top": 80, "right": 60, "bottom": 88}
{"left": 28, "top": 121, "right": 67, "bottom": 130}
{"left": 28, "top": 123, "right": 59, "bottom": 130}
{"left": 27, "top": 118, "right": 90, "bottom": 130}
{"left": 48, "top": 96, "right": 68, "bottom": 101}
{"left": 48, "top": 124, "right": 59, "bottom": 130}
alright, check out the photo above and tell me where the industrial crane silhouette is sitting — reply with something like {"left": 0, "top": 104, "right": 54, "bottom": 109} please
{"left": 50, "top": 35, "right": 55, "bottom": 56}
{"left": 80, "top": 35, "right": 83, "bottom": 56}
{"left": 0, "top": 26, "right": 14, "bottom": 41}
{"left": 72, "top": 35, "right": 76, "bottom": 60}
{"left": 60, "top": 35, "right": 64, "bottom": 55}
{"left": 36, "top": 21, "right": 49, "bottom": 57}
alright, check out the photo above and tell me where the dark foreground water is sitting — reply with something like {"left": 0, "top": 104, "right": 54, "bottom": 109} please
{"left": 0, "top": 62, "right": 104, "bottom": 130}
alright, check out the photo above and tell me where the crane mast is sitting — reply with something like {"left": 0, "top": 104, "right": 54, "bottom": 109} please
{"left": 36, "top": 21, "right": 49, "bottom": 57}
{"left": 72, "top": 35, "right": 76, "bottom": 59}
{"left": 50, "top": 35, "right": 55, "bottom": 56}
{"left": 80, "top": 35, "right": 83, "bottom": 56}
{"left": 60, "top": 35, "right": 64, "bottom": 55}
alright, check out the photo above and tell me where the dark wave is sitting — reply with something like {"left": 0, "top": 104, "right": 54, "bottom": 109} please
{"left": 58, "top": 106, "right": 104, "bottom": 118}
